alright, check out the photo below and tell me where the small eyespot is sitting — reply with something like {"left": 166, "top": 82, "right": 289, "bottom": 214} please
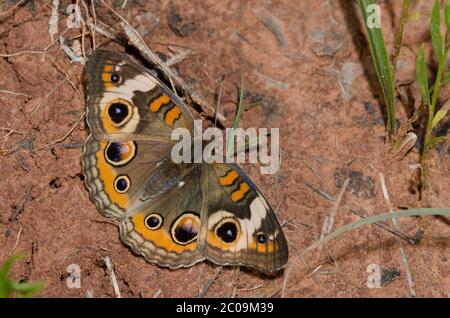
{"left": 144, "top": 214, "right": 163, "bottom": 230}
{"left": 110, "top": 72, "right": 120, "bottom": 83}
{"left": 256, "top": 232, "right": 267, "bottom": 244}
{"left": 108, "top": 102, "right": 130, "bottom": 125}
{"left": 216, "top": 221, "right": 238, "bottom": 243}
{"left": 114, "top": 175, "right": 130, "bottom": 193}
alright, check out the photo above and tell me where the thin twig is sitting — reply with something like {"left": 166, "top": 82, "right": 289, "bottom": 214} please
{"left": 390, "top": 0, "right": 411, "bottom": 78}
{"left": 324, "top": 178, "right": 349, "bottom": 235}
{"left": 0, "top": 89, "right": 31, "bottom": 98}
{"left": 50, "top": 59, "right": 80, "bottom": 95}
{"left": 102, "top": 256, "right": 121, "bottom": 298}
{"left": 81, "top": 0, "right": 96, "bottom": 51}
{"left": 48, "top": 0, "right": 60, "bottom": 41}
{"left": 215, "top": 75, "right": 225, "bottom": 126}
{"left": 94, "top": 20, "right": 119, "bottom": 42}
{"left": 238, "top": 284, "right": 263, "bottom": 292}
{"left": 0, "top": 50, "right": 45, "bottom": 57}
{"left": 90, "top": 0, "right": 98, "bottom": 49}
{"left": 303, "top": 182, "right": 335, "bottom": 201}
{"left": 0, "top": 0, "right": 25, "bottom": 16}
{"left": 198, "top": 267, "right": 223, "bottom": 298}
{"left": 379, "top": 173, "right": 416, "bottom": 297}
{"left": 281, "top": 150, "right": 321, "bottom": 181}
{"left": 0, "top": 26, "right": 65, "bottom": 59}
{"left": 1, "top": 127, "right": 27, "bottom": 134}
{"left": 281, "top": 264, "right": 291, "bottom": 298}
{"left": 14, "top": 155, "right": 31, "bottom": 172}
{"left": 1, "top": 128, "right": 28, "bottom": 155}
{"left": 35, "top": 112, "right": 86, "bottom": 151}
{"left": 9, "top": 185, "right": 32, "bottom": 221}
{"left": 9, "top": 226, "right": 23, "bottom": 255}
{"left": 80, "top": 8, "right": 87, "bottom": 61}
{"left": 29, "top": 68, "right": 76, "bottom": 118}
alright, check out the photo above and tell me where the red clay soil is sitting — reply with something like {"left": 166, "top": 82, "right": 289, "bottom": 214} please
{"left": 0, "top": 0, "right": 449, "bottom": 298}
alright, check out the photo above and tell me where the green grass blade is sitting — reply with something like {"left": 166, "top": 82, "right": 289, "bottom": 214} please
{"left": 446, "top": 1, "right": 450, "bottom": 51}
{"left": 359, "top": 0, "right": 396, "bottom": 134}
{"left": 431, "top": 0, "right": 443, "bottom": 60}
{"left": 445, "top": 0, "right": 450, "bottom": 29}
{"left": 416, "top": 44, "right": 431, "bottom": 106}
{"left": 226, "top": 75, "right": 245, "bottom": 158}
{"left": 0, "top": 282, "right": 13, "bottom": 298}
{"left": 426, "top": 136, "right": 448, "bottom": 147}
{"left": 432, "top": 99, "right": 450, "bottom": 128}
{"left": 0, "top": 253, "right": 25, "bottom": 298}
{"left": 0, "top": 253, "right": 44, "bottom": 298}
{"left": 0, "top": 253, "right": 25, "bottom": 280}
{"left": 302, "top": 208, "right": 450, "bottom": 255}
{"left": 11, "top": 281, "right": 44, "bottom": 298}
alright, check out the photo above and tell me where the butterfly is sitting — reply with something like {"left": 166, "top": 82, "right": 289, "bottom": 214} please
{"left": 81, "top": 50, "right": 288, "bottom": 272}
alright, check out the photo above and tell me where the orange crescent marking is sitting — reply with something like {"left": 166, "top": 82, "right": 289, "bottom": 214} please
{"left": 102, "top": 64, "right": 115, "bottom": 89}
{"left": 219, "top": 170, "right": 239, "bottom": 186}
{"left": 231, "top": 182, "right": 250, "bottom": 202}
{"left": 103, "top": 63, "right": 114, "bottom": 72}
{"left": 149, "top": 95, "right": 170, "bottom": 112}
{"left": 165, "top": 106, "right": 181, "bottom": 126}
{"left": 132, "top": 213, "right": 197, "bottom": 253}
{"left": 95, "top": 141, "right": 129, "bottom": 209}
{"left": 249, "top": 239, "right": 276, "bottom": 253}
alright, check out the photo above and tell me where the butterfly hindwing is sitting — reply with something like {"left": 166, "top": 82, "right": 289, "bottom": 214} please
{"left": 119, "top": 164, "right": 205, "bottom": 268}
{"left": 200, "top": 163, "right": 288, "bottom": 272}
{"left": 82, "top": 135, "right": 174, "bottom": 219}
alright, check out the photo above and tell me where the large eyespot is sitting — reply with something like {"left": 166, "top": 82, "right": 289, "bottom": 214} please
{"left": 114, "top": 175, "right": 130, "bottom": 193}
{"left": 215, "top": 219, "right": 240, "bottom": 243}
{"left": 256, "top": 231, "right": 267, "bottom": 244}
{"left": 144, "top": 214, "right": 163, "bottom": 230}
{"left": 104, "top": 141, "right": 136, "bottom": 166}
{"left": 107, "top": 100, "right": 132, "bottom": 126}
{"left": 171, "top": 212, "right": 200, "bottom": 245}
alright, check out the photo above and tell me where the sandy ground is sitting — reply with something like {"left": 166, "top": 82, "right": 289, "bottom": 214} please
{"left": 0, "top": 0, "right": 449, "bottom": 298}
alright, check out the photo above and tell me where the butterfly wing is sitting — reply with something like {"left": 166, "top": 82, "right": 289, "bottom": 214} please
{"left": 200, "top": 163, "right": 288, "bottom": 272}
{"left": 82, "top": 50, "right": 196, "bottom": 220}
{"left": 119, "top": 163, "right": 206, "bottom": 268}
{"left": 84, "top": 49, "right": 194, "bottom": 141}
{"left": 82, "top": 50, "right": 288, "bottom": 272}
{"left": 83, "top": 50, "right": 205, "bottom": 267}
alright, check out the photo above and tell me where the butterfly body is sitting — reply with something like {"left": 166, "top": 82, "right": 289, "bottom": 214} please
{"left": 82, "top": 50, "right": 288, "bottom": 272}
